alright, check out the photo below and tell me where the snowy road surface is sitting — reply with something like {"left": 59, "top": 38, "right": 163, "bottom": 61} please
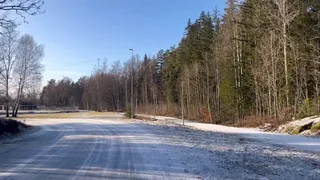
{"left": 0, "top": 117, "right": 319, "bottom": 179}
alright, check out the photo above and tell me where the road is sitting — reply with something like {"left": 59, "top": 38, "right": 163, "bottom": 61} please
{"left": 0, "top": 117, "right": 319, "bottom": 180}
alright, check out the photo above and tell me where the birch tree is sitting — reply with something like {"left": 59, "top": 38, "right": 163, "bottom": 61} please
{"left": 0, "top": 25, "right": 18, "bottom": 117}
{"left": 272, "top": 0, "right": 299, "bottom": 107}
{"left": 12, "top": 34, "right": 43, "bottom": 117}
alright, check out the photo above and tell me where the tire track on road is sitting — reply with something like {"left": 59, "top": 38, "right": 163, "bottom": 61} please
{"left": 1, "top": 124, "right": 75, "bottom": 180}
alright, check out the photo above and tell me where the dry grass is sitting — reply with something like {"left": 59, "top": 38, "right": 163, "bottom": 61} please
{"left": 229, "top": 116, "right": 268, "bottom": 128}
{"left": 137, "top": 103, "right": 180, "bottom": 117}
{"left": 15, "top": 111, "right": 120, "bottom": 119}
{"left": 229, "top": 115, "right": 293, "bottom": 130}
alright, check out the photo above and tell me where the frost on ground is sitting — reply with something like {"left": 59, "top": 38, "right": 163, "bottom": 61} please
{"left": 133, "top": 119, "right": 320, "bottom": 180}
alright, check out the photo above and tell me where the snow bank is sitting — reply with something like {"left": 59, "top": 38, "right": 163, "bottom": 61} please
{"left": 277, "top": 116, "right": 320, "bottom": 136}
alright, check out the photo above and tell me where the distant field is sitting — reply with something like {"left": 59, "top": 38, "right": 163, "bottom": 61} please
{"left": 15, "top": 111, "right": 123, "bottom": 119}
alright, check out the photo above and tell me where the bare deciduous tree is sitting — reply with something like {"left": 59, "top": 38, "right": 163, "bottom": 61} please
{"left": 0, "top": 25, "right": 18, "bottom": 117}
{"left": 12, "top": 34, "right": 43, "bottom": 117}
{"left": 272, "top": 0, "right": 299, "bottom": 107}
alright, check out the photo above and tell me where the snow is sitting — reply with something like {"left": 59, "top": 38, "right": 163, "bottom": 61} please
{"left": 288, "top": 116, "right": 320, "bottom": 127}
{"left": 137, "top": 114, "right": 320, "bottom": 153}
{"left": 132, "top": 117, "right": 320, "bottom": 179}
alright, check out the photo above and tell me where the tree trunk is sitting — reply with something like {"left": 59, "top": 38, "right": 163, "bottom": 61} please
{"left": 284, "top": 18, "right": 289, "bottom": 107}
{"left": 6, "top": 79, "right": 9, "bottom": 117}
{"left": 206, "top": 57, "right": 212, "bottom": 122}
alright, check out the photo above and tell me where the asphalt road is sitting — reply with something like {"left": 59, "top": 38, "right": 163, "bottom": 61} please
{"left": 0, "top": 117, "right": 319, "bottom": 180}
{"left": 0, "top": 118, "right": 174, "bottom": 180}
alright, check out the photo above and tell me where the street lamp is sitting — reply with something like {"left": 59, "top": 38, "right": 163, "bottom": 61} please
{"left": 97, "top": 58, "right": 101, "bottom": 111}
{"left": 129, "top": 49, "right": 134, "bottom": 119}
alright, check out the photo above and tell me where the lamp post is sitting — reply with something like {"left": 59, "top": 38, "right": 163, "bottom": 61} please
{"left": 97, "top": 58, "right": 102, "bottom": 111}
{"left": 129, "top": 49, "right": 134, "bottom": 119}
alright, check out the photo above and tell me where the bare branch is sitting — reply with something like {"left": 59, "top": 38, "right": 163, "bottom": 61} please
{"left": 0, "top": 0, "right": 44, "bottom": 29}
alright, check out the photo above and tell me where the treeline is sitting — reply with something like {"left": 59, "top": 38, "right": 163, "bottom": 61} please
{"left": 40, "top": 62, "right": 126, "bottom": 111}
{"left": 42, "top": 0, "right": 320, "bottom": 125}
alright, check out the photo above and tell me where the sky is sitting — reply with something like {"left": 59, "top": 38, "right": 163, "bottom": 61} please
{"left": 18, "top": 0, "right": 226, "bottom": 85}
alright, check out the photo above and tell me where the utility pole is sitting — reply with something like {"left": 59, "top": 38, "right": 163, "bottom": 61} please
{"left": 153, "top": 87, "right": 156, "bottom": 120}
{"left": 125, "top": 79, "right": 128, "bottom": 111}
{"left": 129, "top": 49, "right": 134, "bottom": 119}
{"left": 86, "top": 82, "right": 89, "bottom": 110}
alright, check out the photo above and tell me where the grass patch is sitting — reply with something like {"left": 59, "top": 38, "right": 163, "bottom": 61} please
{"left": 291, "top": 126, "right": 303, "bottom": 135}
{"left": 235, "top": 116, "right": 268, "bottom": 127}
{"left": 135, "top": 115, "right": 157, "bottom": 121}
{"left": 311, "top": 122, "right": 320, "bottom": 132}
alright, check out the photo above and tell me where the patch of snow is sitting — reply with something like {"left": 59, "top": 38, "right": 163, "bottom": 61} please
{"left": 133, "top": 118, "right": 320, "bottom": 179}
{"left": 289, "top": 116, "right": 320, "bottom": 127}
{"left": 137, "top": 114, "right": 320, "bottom": 153}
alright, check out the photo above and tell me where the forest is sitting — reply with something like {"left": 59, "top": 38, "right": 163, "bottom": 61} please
{"left": 40, "top": 0, "right": 320, "bottom": 126}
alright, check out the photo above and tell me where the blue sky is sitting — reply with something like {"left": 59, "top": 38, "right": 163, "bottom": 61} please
{"left": 18, "top": 0, "right": 226, "bottom": 84}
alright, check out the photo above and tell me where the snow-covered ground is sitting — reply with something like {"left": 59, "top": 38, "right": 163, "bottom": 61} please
{"left": 137, "top": 114, "right": 320, "bottom": 153}
{"left": 131, "top": 118, "right": 320, "bottom": 179}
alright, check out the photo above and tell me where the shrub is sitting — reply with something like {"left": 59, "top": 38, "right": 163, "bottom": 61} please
{"left": 278, "top": 107, "right": 295, "bottom": 126}
{"left": 311, "top": 122, "right": 320, "bottom": 132}
{"left": 201, "top": 108, "right": 214, "bottom": 123}
{"left": 298, "top": 98, "right": 317, "bottom": 119}
{"left": 0, "top": 119, "right": 29, "bottom": 136}
{"left": 285, "top": 126, "right": 295, "bottom": 133}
